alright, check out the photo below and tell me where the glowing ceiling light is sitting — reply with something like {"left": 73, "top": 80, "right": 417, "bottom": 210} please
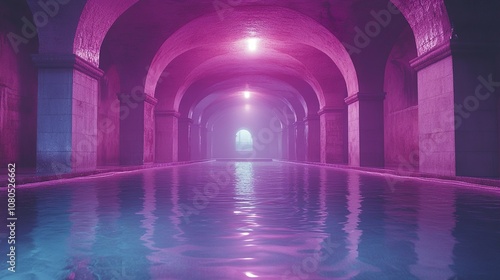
{"left": 243, "top": 91, "right": 251, "bottom": 99}
{"left": 245, "top": 272, "right": 259, "bottom": 278}
{"left": 246, "top": 38, "right": 259, "bottom": 52}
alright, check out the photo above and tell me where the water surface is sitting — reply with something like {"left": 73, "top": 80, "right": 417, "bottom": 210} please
{"left": 1, "top": 161, "right": 499, "bottom": 279}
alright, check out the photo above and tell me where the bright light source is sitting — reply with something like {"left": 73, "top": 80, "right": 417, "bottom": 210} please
{"left": 247, "top": 38, "right": 259, "bottom": 52}
{"left": 243, "top": 91, "right": 251, "bottom": 99}
{"left": 245, "top": 272, "right": 259, "bottom": 278}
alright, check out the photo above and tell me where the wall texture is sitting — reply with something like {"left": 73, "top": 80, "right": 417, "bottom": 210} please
{"left": 0, "top": 1, "right": 37, "bottom": 168}
{"left": 383, "top": 28, "right": 418, "bottom": 169}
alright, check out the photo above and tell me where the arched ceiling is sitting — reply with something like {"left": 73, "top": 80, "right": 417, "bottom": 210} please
{"left": 142, "top": 5, "right": 356, "bottom": 99}
{"left": 188, "top": 79, "right": 304, "bottom": 125}
{"left": 200, "top": 95, "right": 292, "bottom": 129}
{"left": 167, "top": 55, "right": 320, "bottom": 116}
{"left": 203, "top": 101, "right": 287, "bottom": 133}
{"left": 95, "top": 0, "right": 431, "bottom": 122}
{"left": 171, "top": 49, "right": 326, "bottom": 110}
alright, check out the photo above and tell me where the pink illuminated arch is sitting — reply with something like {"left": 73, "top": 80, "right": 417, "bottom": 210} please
{"left": 172, "top": 51, "right": 325, "bottom": 110}
{"left": 390, "top": 0, "right": 452, "bottom": 55}
{"left": 144, "top": 6, "right": 359, "bottom": 100}
{"left": 73, "top": 0, "right": 139, "bottom": 65}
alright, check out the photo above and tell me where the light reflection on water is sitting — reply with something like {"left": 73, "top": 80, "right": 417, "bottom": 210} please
{"left": 1, "top": 161, "right": 500, "bottom": 279}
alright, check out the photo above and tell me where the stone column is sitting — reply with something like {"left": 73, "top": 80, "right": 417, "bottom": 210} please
{"left": 277, "top": 128, "right": 284, "bottom": 159}
{"left": 319, "top": 107, "right": 346, "bottom": 163}
{"left": 206, "top": 127, "right": 213, "bottom": 159}
{"left": 410, "top": 41, "right": 499, "bottom": 177}
{"left": 200, "top": 126, "right": 208, "bottom": 159}
{"left": 294, "top": 121, "right": 306, "bottom": 161}
{"left": 32, "top": 54, "right": 103, "bottom": 174}
{"left": 155, "top": 110, "right": 179, "bottom": 163}
{"left": 410, "top": 43, "right": 456, "bottom": 176}
{"left": 118, "top": 91, "right": 157, "bottom": 166}
{"left": 304, "top": 114, "right": 320, "bottom": 162}
{"left": 190, "top": 123, "right": 201, "bottom": 160}
{"left": 281, "top": 126, "right": 289, "bottom": 160}
{"left": 178, "top": 117, "right": 192, "bottom": 162}
{"left": 287, "top": 124, "right": 296, "bottom": 161}
{"left": 345, "top": 92, "right": 386, "bottom": 167}
{"left": 143, "top": 95, "right": 157, "bottom": 164}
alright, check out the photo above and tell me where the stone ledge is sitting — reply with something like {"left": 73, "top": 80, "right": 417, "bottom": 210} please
{"left": 32, "top": 54, "right": 104, "bottom": 80}
{"left": 303, "top": 114, "right": 320, "bottom": 122}
{"left": 410, "top": 41, "right": 451, "bottom": 71}
{"left": 276, "top": 160, "right": 500, "bottom": 189}
{"left": 155, "top": 110, "right": 180, "bottom": 118}
{"left": 0, "top": 160, "right": 212, "bottom": 188}
{"left": 345, "top": 92, "right": 386, "bottom": 105}
{"left": 318, "top": 107, "right": 344, "bottom": 115}
{"left": 144, "top": 94, "right": 158, "bottom": 105}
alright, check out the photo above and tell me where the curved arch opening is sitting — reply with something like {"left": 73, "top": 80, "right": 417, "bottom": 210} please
{"left": 235, "top": 129, "right": 254, "bottom": 153}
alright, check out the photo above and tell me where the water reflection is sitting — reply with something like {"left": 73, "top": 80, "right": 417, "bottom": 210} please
{"left": 0, "top": 162, "right": 499, "bottom": 279}
{"left": 30, "top": 189, "right": 72, "bottom": 278}
{"left": 67, "top": 183, "right": 98, "bottom": 279}
{"left": 139, "top": 171, "right": 157, "bottom": 256}
{"left": 93, "top": 179, "right": 123, "bottom": 279}
{"left": 233, "top": 162, "right": 260, "bottom": 278}
{"left": 235, "top": 162, "right": 255, "bottom": 198}
{"left": 411, "top": 184, "right": 456, "bottom": 279}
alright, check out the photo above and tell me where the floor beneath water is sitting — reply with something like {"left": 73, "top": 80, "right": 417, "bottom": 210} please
{"left": 1, "top": 161, "right": 500, "bottom": 279}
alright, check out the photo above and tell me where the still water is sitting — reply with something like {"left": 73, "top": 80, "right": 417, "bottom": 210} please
{"left": 1, "top": 161, "right": 499, "bottom": 280}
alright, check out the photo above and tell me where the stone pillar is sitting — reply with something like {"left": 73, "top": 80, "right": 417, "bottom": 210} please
{"left": 281, "top": 126, "right": 289, "bottom": 160}
{"left": 319, "top": 107, "right": 346, "bottom": 163}
{"left": 410, "top": 43, "right": 456, "bottom": 176}
{"left": 206, "top": 127, "right": 213, "bottom": 159}
{"left": 200, "top": 126, "right": 208, "bottom": 159}
{"left": 287, "top": 124, "right": 296, "bottom": 160}
{"left": 143, "top": 95, "right": 157, "bottom": 164}
{"left": 118, "top": 91, "right": 157, "bottom": 166}
{"left": 345, "top": 92, "right": 386, "bottom": 167}
{"left": 304, "top": 115, "right": 320, "bottom": 162}
{"left": 155, "top": 110, "right": 179, "bottom": 163}
{"left": 294, "top": 121, "right": 306, "bottom": 161}
{"left": 190, "top": 123, "right": 201, "bottom": 160}
{"left": 277, "top": 129, "right": 284, "bottom": 159}
{"left": 32, "top": 54, "right": 103, "bottom": 174}
{"left": 178, "top": 117, "right": 192, "bottom": 162}
{"left": 410, "top": 41, "right": 499, "bottom": 177}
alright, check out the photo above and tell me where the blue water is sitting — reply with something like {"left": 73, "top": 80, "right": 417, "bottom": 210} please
{"left": 1, "top": 161, "right": 500, "bottom": 280}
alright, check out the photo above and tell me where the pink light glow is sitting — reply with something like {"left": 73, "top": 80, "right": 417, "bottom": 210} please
{"left": 246, "top": 38, "right": 260, "bottom": 52}
{"left": 243, "top": 91, "right": 251, "bottom": 99}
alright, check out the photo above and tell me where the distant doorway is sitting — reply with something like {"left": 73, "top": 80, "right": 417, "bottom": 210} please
{"left": 235, "top": 129, "right": 253, "bottom": 152}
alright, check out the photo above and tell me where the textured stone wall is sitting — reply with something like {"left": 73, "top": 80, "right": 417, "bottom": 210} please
{"left": 320, "top": 109, "right": 346, "bottom": 163}
{"left": 416, "top": 54, "right": 456, "bottom": 176}
{"left": 97, "top": 65, "right": 120, "bottom": 166}
{"left": 143, "top": 100, "right": 155, "bottom": 163}
{"left": 71, "top": 69, "right": 98, "bottom": 171}
{"left": 0, "top": 1, "right": 37, "bottom": 168}
{"left": 383, "top": 28, "right": 418, "bottom": 168}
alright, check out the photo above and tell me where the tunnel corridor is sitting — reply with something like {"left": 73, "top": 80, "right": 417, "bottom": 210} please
{"left": 0, "top": 0, "right": 499, "bottom": 179}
